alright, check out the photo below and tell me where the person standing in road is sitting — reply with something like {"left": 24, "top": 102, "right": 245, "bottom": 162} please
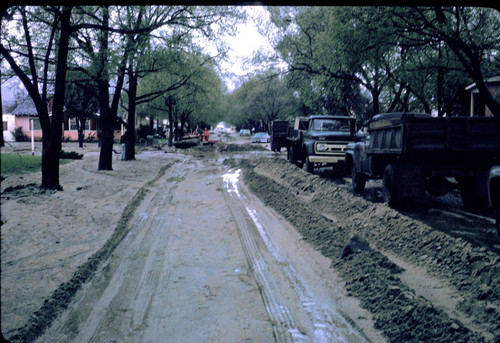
{"left": 203, "top": 128, "right": 209, "bottom": 142}
{"left": 120, "top": 131, "right": 127, "bottom": 160}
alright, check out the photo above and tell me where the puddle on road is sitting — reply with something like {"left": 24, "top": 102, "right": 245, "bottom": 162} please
{"left": 222, "top": 169, "right": 242, "bottom": 197}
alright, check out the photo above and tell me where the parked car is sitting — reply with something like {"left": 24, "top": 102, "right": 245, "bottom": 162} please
{"left": 251, "top": 132, "right": 270, "bottom": 143}
{"left": 239, "top": 129, "right": 251, "bottom": 136}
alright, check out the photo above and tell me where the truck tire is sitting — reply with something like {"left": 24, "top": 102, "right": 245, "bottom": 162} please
{"left": 288, "top": 145, "right": 298, "bottom": 165}
{"left": 271, "top": 138, "right": 281, "bottom": 152}
{"left": 383, "top": 164, "right": 402, "bottom": 208}
{"left": 352, "top": 168, "right": 367, "bottom": 193}
{"left": 304, "top": 153, "right": 314, "bottom": 173}
{"left": 457, "top": 177, "right": 487, "bottom": 208}
{"left": 495, "top": 194, "right": 500, "bottom": 241}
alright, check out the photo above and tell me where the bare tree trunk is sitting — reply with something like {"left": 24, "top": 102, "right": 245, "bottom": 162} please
{"left": 41, "top": 7, "right": 72, "bottom": 190}
{"left": 167, "top": 97, "right": 174, "bottom": 147}
{"left": 77, "top": 117, "right": 85, "bottom": 148}
{"left": 126, "top": 71, "right": 137, "bottom": 160}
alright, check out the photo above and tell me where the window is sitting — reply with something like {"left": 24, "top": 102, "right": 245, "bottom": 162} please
{"left": 68, "top": 118, "right": 90, "bottom": 131}
{"left": 3, "top": 121, "right": 7, "bottom": 131}
{"left": 311, "top": 119, "right": 351, "bottom": 131}
{"left": 30, "top": 119, "right": 41, "bottom": 130}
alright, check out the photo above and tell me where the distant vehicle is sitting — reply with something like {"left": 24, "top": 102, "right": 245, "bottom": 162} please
{"left": 239, "top": 129, "right": 251, "bottom": 136}
{"left": 251, "top": 132, "right": 270, "bottom": 143}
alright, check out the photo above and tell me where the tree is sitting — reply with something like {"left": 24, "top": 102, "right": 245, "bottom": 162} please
{"left": 116, "top": 6, "right": 243, "bottom": 159}
{"left": 65, "top": 69, "right": 99, "bottom": 147}
{"left": 229, "top": 69, "right": 298, "bottom": 131}
{"left": 1, "top": 6, "right": 73, "bottom": 189}
{"left": 390, "top": 7, "right": 500, "bottom": 116}
{"left": 268, "top": 6, "right": 500, "bottom": 119}
{"left": 269, "top": 7, "right": 372, "bottom": 118}
{"left": 137, "top": 47, "right": 226, "bottom": 144}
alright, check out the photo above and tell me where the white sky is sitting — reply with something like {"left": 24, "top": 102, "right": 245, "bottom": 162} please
{"left": 220, "top": 7, "right": 274, "bottom": 74}
{"left": 206, "top": 6, "right": 281, "bottom": 92}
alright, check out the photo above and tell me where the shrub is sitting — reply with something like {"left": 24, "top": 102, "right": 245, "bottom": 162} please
{"left": 59, "top": 150, "right": 83, "bottom": 159}
{"left": 12, "top": 127, "right": 29, "bottom": 142}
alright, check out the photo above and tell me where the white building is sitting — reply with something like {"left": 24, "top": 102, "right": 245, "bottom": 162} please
{"left": 2, "top": 114, "right": 16, "bottom": 142}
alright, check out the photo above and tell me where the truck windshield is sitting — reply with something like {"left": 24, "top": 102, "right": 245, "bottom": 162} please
{"left": 311, "top": 119, "right": 351, "bottom": 132}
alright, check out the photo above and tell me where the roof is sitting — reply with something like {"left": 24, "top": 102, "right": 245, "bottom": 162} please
{"left": 465, "top": 75, "right": 500, "bottom": 91}
{"left": 11, "top": 97, "right": 39, "bottom": 116}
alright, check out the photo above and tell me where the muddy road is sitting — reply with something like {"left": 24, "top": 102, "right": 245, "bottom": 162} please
{"left": 1, "top": 135, "right": 499, "bottom": 342}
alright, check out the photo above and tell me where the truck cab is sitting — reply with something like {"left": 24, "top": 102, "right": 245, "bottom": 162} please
{"left": 286, "top": 115, "right": 359, "bottom": 174}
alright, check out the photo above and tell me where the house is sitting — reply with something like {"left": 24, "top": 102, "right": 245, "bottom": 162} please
{"left": 7, "top": 96, "right": 123, "bottom": 141}
{"left": 10, "top": 96, "right": 42, "bottom": 140}
{"left": 466, "top": 75, "right": 500, "bottom": 117}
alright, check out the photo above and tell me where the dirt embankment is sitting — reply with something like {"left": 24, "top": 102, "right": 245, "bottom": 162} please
{"left": 238, "top": 157, "right": 499, "bottom": 343}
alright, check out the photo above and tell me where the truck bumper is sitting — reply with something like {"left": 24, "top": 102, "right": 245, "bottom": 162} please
{"left": 308, "top": 155, "right": 345, "bottom": 163}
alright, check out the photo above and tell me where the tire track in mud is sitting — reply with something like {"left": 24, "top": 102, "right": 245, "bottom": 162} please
{"left": 223, "top": 168, "right": 367, "bottom": 343}
{"left": 223, "top": 169, "right": 299, "bottom": 343}
{"left": 238, "top": 159, "right": 488, "bottom": 343}
{"left": 9, "top": 161, "right": 177, "bottom": 343}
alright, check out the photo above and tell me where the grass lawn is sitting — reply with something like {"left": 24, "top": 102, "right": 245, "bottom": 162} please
{"left": 1, "top": 154, "right": 71, "bottom": 175}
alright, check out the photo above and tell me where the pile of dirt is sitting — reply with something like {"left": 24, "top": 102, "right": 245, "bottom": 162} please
{"left": 216, "top": 142, "right": 268, "bottom": 152}
{"left": 239, "top": 157, "right": 499, "bottom": 342}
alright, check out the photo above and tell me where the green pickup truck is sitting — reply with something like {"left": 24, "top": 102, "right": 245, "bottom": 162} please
{"left": 285, "top": 115, "right": 359, "bottom": 174}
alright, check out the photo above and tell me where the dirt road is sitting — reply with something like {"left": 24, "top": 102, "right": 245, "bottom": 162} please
{"left": 1, "top": 135, "right": 499, "bottom": 342}
{"left": 29, "top": 150, "right": 375, "bottom": 342}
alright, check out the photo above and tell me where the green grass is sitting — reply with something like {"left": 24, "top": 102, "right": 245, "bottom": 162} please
{"left": 1, "top": 154, "right": 71, "bottom": 175}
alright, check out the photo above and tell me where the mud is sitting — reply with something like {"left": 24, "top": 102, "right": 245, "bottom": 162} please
{"left": 239, "top": 157, "right": 499, "bottom": 342}
{"left": 1, "top": 140, "right": 499, "bottom": 342}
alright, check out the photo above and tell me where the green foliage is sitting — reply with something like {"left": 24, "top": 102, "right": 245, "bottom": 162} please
{"left": 137, "top": 47, "right": 227, "bottom": 133}
{"left": 64, "top": 70, "right": 100, "bottom": 121}
{"left": 228, "top": 69, "right": 300, "bottom": 130}
{"left": 269, "top": 6, "right": 500, "bottom": 118}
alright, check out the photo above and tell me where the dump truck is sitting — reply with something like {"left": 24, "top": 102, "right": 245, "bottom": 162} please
{"left": 345, "top": 112, "right": 500, "bottom": 208}
{"left": 270, "top": 120, "right": 288, "bottom": 152}
{"left": 488, "top": 165, "right": 500, "bottom": 239}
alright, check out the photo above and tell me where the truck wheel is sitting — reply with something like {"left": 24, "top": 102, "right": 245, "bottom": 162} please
{"left": 457, "top": 177, "right": 487, "bottom": 208}
{"left": 352, "top": 169, "right": 367, "bottom": 193}
{"left": 383, "top": 164, "right": 402, "bottom": 208}
{"left": 271, "top": 139, "right": 280, "bottom": 152}
{"left": 495, "top": 194, "right": 500, "bottom": 241}
{"left": 288, "top": 145, "right": 298, "bottom": 165}
{"left": 304, "top": 154, "right": 314, "bottom": 173}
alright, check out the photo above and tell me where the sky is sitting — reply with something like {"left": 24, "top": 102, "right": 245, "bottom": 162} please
{"left": 1, "top": 6, "right": 280, "bottom": 108}
{"left": 217, "top": 6, "right": 279, "bottom": 92}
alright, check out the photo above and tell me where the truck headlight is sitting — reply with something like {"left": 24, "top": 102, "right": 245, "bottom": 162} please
{"left": 317, "top": 143, "right": 327, "bottom": 152}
